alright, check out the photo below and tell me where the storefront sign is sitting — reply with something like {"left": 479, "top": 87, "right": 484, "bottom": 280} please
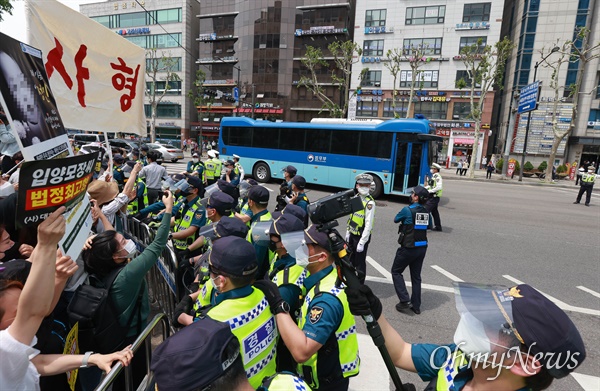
{"left": 455, "top": 22, "right": 490, "bottom": 30}
{"left": 436, "top": 129, "right": 451, "bottom": 137}
{"left": 364, "top": 26, "right": 394, "bottom": 34}
{"left": 116, "top": 27, "right": 150, "bottom": 36}
{"left": 295, "top": 27, "right": 347, "bottom": 36}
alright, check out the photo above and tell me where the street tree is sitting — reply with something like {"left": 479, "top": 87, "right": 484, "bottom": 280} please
{"left": 539, "top": 28, "right": 600, "bottom": 182}
{"left": 456, "top": 37, "right": 514, "bottom": 178}
{"left": 146, "top": 49, "right": 180, "bottom": 143}
{"left": 384, "top": 48, "right": 403, "bottom": 118}
{"left": 0, "top": 0, "right": 11, "bottom": 22}
{"left": 188, "top": 68, "right": 213, "bottom": 145}
{"left": 298, "top": 41, "right": 366, "bottom": 118}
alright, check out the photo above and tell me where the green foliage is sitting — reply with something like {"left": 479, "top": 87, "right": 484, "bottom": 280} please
{"left": 523, "top": 161, "right": 534, "bottom": 172}
{"left": 557, "top": 164, "right": 568, "bottom": 174}
{"left": 538, "top": 161, "right": 548, "bottom": 172}
{"left": 188, "top": 69, "right": 214, "bottom": 120}
{"left": 496, "top": 158, "right": 503, "bottom": 171}
{"left": 0, "top": 0, "right": 12, "bottom": 22}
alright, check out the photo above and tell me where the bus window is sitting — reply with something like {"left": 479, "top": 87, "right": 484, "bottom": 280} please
{"left": 280, "top": 128, "right": 305, "bottom": 151}
{"left": 306, "top": 128, "right": 331, "bottom": 153}
{"left": 331, "top": 131, "right": 360, "bottom": 155}
{"left": 408, "top": 143, "right": 422, "bottom": 188}
{"left": 393, "top": 142, "right": 408, "bottom": 192}
{"left": 361, "top": 132, "right": 393, "bottom": 158}
{"left": 254, "top": 127, "right": 279, "bottom": 149}
{"left": 224, "top": 126, "right": 252, "bottom": 146}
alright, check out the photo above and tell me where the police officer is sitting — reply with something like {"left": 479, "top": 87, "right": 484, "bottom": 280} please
{"left": 574, "top": 165, "right": 596, "bottom": 206}
{"left": 112, "top": 154, "right": 127, "bottom": 191}
{"left": 183, "top": 237, "right": 279, "bottom": 389}
{"left": 425, "top": 162, "right": 443, "bottom": 231}
{"left": 126, "top": 162, "right": 149, "bottom": 215}
{"left": 232, "top": 154, "right": 245, "bottom": 181}
{"left": 276, "top": 165, "right": 297, "bottom": 211}
{"left": 575, "top": 167, "right": 584, "bottom": 186}
{"left": 184, "top": 152, "right": 205, "bottom": 180}
{"left": 271, "top": 203, "right": 308, "bottom": 228}
{"left": 346, "top": 282, "right": 586, "bottom": 391}
{"left": 152, "top": 316, "right": 310, "bottom": 391}
{"left": 170, "top": 176, "right": 206, "bottom": 256}
{"left": 391, "top": 185, "right": 431, "bottom": 315}
{"left": 256, "top": 225, "right": 361, "bottom": 391}
{"left": 234, "top": 178, "right": 258, "bottom": 225}
{"left": 204, "top": 150, "right": 218, "bottom": 186}
{"left": 221, "top": 159, "right": 240, "bottom": 187}
{"left": 345, "top": 173, "right": 376, "bottom": 284}
{"left": 289, "top": 175, "right": 309, "bottom": 214}
{"left": 139, "top": 145, "right": 149, "bottom": 166}
{"left": 246, "top": 185, "right": 273, "bottom": 279}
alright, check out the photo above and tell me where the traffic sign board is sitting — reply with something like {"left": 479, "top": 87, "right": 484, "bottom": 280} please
{"left": 518, "top": 81, "right": 540, "bottom": 114}
{"left": 233, "top": 87, "right": 239, "bottom": 102}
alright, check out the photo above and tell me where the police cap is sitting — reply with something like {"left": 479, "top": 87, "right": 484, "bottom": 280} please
{"left": 283, "top": 165, "right": 297, "bottom": 175}
{"left": 291, "top": 175, "right": 306, "bottom": 189}
{"left": 141, "top": 145, "right": 149, "bottom": 152}
{"left": 269, "top": 213, "right": 304, "bottom": 237}
{"left": 217, "top": 179, "right": 237, "bottom": 197}
{"left": 248, "top": 185, "right": 269, "bottom": 205}
{"left": 225, "top": 159, "right": 235, "bottom": 167}
{"left": 214, "top": 216, "right": 248, "bottom": 239}
{"left": 207, "top": 150, "right": 216, "bottom": 158}
{"left": 132, "top": 149, "right": 140, "bottom": 157}
{"left": 431, "top": 163, "right": 442, "bottom": 170}
{"left": 151, "top": 317, "right": 239, "bottom": 391}
{"left": 355, "top": 173, "right": 373, "bottom": 185}
{"left": 272, "top": 204, "right": 307, "bottom": 222}
{"left": 209, "top": 236, "right": 257, "bottom": 277}
{"left": 208, "top": 191, "right": 235, "bottom": 216}
{"left": 413, "top": 185, "right": 429, "bottom": 198}
{"left": 303, "top": 224, "right": 332, "bottom": 252}
{"left": 113, "top": 154, "right": 125, "bottom": 164}
{"left": 186, "top": 175, "right": 204, "bottom": 190}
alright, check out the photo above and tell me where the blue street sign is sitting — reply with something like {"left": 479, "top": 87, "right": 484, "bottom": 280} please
{"left": 233, "top": 87, "right": 239, "bottom": 102}
{"left": 518, "top": 81, "right": 540, "bottom": 114}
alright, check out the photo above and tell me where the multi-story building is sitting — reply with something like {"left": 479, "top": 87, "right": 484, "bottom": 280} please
{"left": 81, "top": 0, "right": 199, "bottom": 143}
{"left": 196, "top": 0, "right": 356, "bottom": 137}
{"left": 496, "top": 0, "right": 600, "bottom": 169}
{"left": 350, "top": 0, "right": 505, "bottom": 167}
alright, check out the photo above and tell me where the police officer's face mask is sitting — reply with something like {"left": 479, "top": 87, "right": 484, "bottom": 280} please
{"left": 357, "top": 186, "right": 370, "bottom": 196}
{"left": 430, "top": 169, "right": 434, "bottom": 174}
{"left": 192, "top": 158, "right": 199, "bottom": 163}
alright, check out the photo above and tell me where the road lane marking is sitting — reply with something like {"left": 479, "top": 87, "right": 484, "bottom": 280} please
{"left": 431, "top": 265, "right": 464, "bottom": 282}
{"left": 577, "top": 286, "right": 600, "bottom": 299}
{"left": 503, "top": 275, "right": 600, "bottom": 316}
{"left": 366, "top": 256, "right": 393, "bottom": 281}
{"left": 571, "top": 372, "right": 600, "bottom": 391}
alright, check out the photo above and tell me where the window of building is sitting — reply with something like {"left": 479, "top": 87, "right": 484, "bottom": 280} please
{"left": 361, "top": 70, "right": 382, "bottom": 87}
{"left": 146, "top": 81, "right": 182, "bottom": 95}
{"left": 403, "top": 38, "right": 443, "bottom": 55}
{"left": 455, "top": 70, "right": 481, "bottom": 88}
{"left": 462, "top": 3, "right": 491, "bottom": 22}
{"left": 146, "top": 57, "right": 182, "bottom": 72}
{"left": 400, "top": 70, "right": 439, "bottom": 88}
{"left": 155, "top": 8, "right": 181, "bottom": 24}
{"left": 91, "top": 15, "right": 111, "bottom": 28}
{"left": 452, "top": 102, "right": 472, "bottom": 119}
{"left": 144, "top": 103, "right": 181, "bottom": 118}
{"left": 363, "top": 40, "right": 384, "bottom": 56}
{"left": 383, "top": 100, "right": 409, "bottom": 117}
{"left": 413, "top": 101, "right": 448, "bottom": 119}
{"left": 406, "top": 6, "right": 445, "bottom": 25}
{"left": 356, "top": 101, "right": 379, "bottom": 117}
{"left": 125, "top": 33, "right": 181, "bottom": 49}
{"left": 459, "top": 36, "right": 487, "bottom": 54}
{"left": 596, "top": 75, "right": 600, "bottom": 99}
{"left": 365, "top": 9, "right": 386, "bottom": 27}
{"left": 119, "top": 11, "right": 146, "bottom": 28}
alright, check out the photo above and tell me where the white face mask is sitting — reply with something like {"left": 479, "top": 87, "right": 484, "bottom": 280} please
{"left": 430, "top": 169, "right": 434, "bottom": 174}
{"left": 192, "top": 158, "right": 199, "bottom": 163}
{"left": 295, "top": 251, "right": 325, "bottom": 268}
{"left": 209, "top": 275, "right": 221, "bottom": 292}
{"left": 357, "top": 187, "right": 370, "bottom": 196}
{"left": 454, "top": 312, "right": 492, "bottom": 359}
{"left": 119, "top": 239, "right": 138, "bottom": 259}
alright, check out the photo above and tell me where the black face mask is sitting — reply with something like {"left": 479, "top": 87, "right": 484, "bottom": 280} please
{"left": 180, "top": 190, "right": 190, "bottom": 197}
{"left": 268, "top": 240, "right": 279, "bottom": 252}
{"left": 1, "top": 241, "right": 21, "bottom": 262}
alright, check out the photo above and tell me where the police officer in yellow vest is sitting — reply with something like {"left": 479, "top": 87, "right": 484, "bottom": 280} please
{"left": 196, "top": 236, "right": 278, "bottom": 389}
{"left": 345, "top": 282, "right": 586, "bottom": 391}
{"left": 233, "top": 153, "right": 245, "bottom": 181}
{"left": 574, "top": 165, "right": 596, "bottom": 206}
{"left": 425, "top": 163, "right": 443, "bottom": 231}
{"left": 345, "top": 173, "right": 376, "bottom": 284}
{"left": 170, "top": 175, "right": 206, "bottom": 256}
{"left": 204, "top": 150, "right": 218, "bottom": 186}
{"left": 255, "top": 224, "right": 360, "bottom": 391}
{"left": 183, "top": 152, "right": 205, "bottom": 182}
{"left": 126, "top": 176, "right": 149, "bottom": 215}
{"left": 246, "top": 185, "right": 274, "bottom": 279}
{"left": 152, "top": 315, "right": 310, "bottom": 391}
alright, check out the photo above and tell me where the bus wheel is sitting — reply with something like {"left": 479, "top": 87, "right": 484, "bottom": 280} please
{"left": 370, "top": 175, "right": 383, "bottom": 199}
{"left": 253, "top": 162, "right": 271, "bottom": 183}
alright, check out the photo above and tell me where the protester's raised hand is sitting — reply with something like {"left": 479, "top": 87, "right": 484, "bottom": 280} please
{"left": 37, "top": 207, "right": 66, "bottom": 247}
{"left": 55, "top": 255, "right": 78, "bottom": 281}
{"left": 162, "top": 190, "right": 174, "bottom": 211}
{"left": 83, "top": 234, "right": 97, "bottom": 250}
{"left": 19, "top": 243, "right": 34, "bottom": 258}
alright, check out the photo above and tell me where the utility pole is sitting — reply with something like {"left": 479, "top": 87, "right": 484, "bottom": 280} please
{"left": 501, "top": 93, "right": 518, "bottom": 179}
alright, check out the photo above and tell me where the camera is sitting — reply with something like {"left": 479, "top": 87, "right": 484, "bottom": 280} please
{"left": 307, "top": 189, "right": 364, "bottom": 225}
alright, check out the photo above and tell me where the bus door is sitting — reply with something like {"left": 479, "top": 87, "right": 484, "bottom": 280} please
{"left": 393, "top": 141, "right": 423, "bottom": 193}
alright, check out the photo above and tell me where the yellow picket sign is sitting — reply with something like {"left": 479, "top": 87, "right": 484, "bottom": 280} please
{"left": 63, "top": 322, "right": 79, "bottom": 391}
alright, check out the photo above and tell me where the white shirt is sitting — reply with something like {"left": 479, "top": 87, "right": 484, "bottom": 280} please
{"left": 359, "top": 196, "right": 375, "bottom": 245}
{"left": 0, "top": 329, "right": 41, "bottom": 391}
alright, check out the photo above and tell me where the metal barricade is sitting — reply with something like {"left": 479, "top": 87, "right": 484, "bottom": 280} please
{"left": 95, "top": 313, "right": 170, "bottom": 391}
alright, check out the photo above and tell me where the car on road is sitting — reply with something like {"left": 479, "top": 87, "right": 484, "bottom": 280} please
{"left": 109, "top": 139, "right": 139, "bottom": 157}
{"left": 146, "top": 142, "right": 184, "bottom": 162}
{"left": 78, "top": 142, "right": 109, "bottom": 156}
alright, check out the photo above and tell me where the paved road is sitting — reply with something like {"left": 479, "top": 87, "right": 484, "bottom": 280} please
{"left": 162, "top": 158, "right": 600, "bottom": 390}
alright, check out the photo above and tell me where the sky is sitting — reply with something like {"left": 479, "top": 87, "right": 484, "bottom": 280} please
{"left": 0, "top": 0, "right": 98, "bottom": 44}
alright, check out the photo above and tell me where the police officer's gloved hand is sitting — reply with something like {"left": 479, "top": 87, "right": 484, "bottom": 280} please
{"left": 346, "top": 284, "right": 382, "bottom": 320}
{"left": 253, "top": 280, "right": 285, "bottom": 314}
{"left": 173, "top": 295, "right": 193, "bottom": 328}
{"left": 177, "top": 248, "right": 191, "bottom": 261}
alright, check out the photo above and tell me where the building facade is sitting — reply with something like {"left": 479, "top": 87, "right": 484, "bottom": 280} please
{"left": 196, "top": 0, "right": 356, "bottom": 140}
{"left": 496, "top": 0, "right": 600, "bottom": 170}
{"left": 350, "top": 0, "right": 504, "bottom": 167}
{"left": 81, "top": 0, "right": 199, "bottom": 143}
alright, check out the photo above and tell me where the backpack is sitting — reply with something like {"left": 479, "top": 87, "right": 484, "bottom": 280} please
{"left": 67, "top": 267, "right": 143, "bottom": 354}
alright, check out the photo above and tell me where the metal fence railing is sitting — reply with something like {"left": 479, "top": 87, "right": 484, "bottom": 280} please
{"left": 95, "top": 313, "right": 170, "bottom": 391}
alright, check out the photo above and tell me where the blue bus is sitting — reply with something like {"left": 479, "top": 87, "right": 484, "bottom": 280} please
{"left": 218, "top": 117, "right": 441, "bottom": 198}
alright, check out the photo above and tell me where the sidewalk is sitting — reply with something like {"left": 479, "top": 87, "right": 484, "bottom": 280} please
{"left": 442, "top": 166, "right": 579, "bottom": 189}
